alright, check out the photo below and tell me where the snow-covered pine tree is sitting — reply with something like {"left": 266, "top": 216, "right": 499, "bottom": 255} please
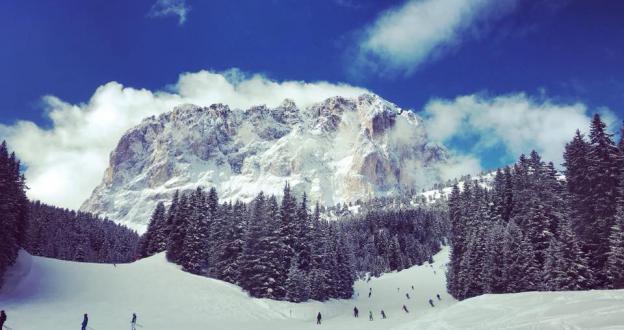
{"left": 147, "top": 201, "right": 169, "bottom": 254}
{"left": 239, "top": 192, "right": 283, "bottom": 299}
{"left": 180, "top": 188, "right": 210, "bottom": 274}
{"left": 606, "top": 169, "right": 624, "bottom": 288}
{"left": 563, "top": 130, "right": 593, "bottom": 238}
{"left": 285, "top": 255, "right": 311, "bottom": 302}
{"left": 447, "top": 184, "right": 462, "bottom": 298}
{"left": 166, "top": 193, "right": 190, "bottom": 263}
{"left": 138, "top": 202, "right": 166, "bottom": 257}
{"left": 544, "top": 217, "right": 590, "bottom": 291}
{"left": 586, "top": 114, "right": 621, "bottom": 287}
{"left": 278, "top": 183, "right": 298, "bottom": 277}
{"left": 0, "top": 141, "right": 29, "bottom": 289}
{"left": 502, "top": 221, "right": 539, "bottom": 293}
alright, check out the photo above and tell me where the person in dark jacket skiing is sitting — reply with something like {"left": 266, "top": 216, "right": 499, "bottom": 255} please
{"left": 81, "top": 313, "right": 88, "bottom": 330}
{"left": 316, "top": 312, "right": 322, "bottom": 325}
{"left": 131, "top": 313, "right": 137, "bottom": 330}
{"left": 353, "top": 306, "right": 359, "bottom": 318}
{"left": 0, "top": 310, "right": 7, "bottom": 329}
{"left": 369, "top": 310, "right": 373, "bottom": 321}
{"left": 402, "top": 305, "right": 409, "bottom": 313}
{"left": 380, "top": 310, "right": 386, "bottom": 319}
{"left": 429, "top": 299, "right": 435, "bottom": 307}
{"left": 437, "top": 294, "right": 441, "bottom": 300}
{"left": 405, "top": 293, "right": 410, "bottom": 299}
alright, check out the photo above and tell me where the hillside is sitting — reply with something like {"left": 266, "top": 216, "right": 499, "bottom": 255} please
{"left": 1, "top": 247, "right": 622, "bottom": 329}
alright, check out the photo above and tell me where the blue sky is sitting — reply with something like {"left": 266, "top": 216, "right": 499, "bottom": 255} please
{"left": 1, "top": 0, "right": 623, "bottom": 208}
{"left": 2, "top": 0, "right": 623, "bottom": 124}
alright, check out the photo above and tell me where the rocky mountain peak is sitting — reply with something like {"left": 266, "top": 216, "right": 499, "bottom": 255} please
{"left": 81, "top": 93, "right": 450, "bottom": 232}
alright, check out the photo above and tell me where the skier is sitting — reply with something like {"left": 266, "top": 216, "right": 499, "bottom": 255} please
{"left": 380, "top": 310, "right": 386, "bottom": 319}
{"left": 402, "top": 305, "right": 409, "bottom": 313}
{"left": 411, "top": 285, "right": 414, "bottom": 290}
{"left": 368, "top": 291, "right": 371, "bottom": 298}
{"left": 316, "top": 312, "right": 322, "bottom": 325}
{"left": 0, "top": 310, "right": 6, "bottom": 329}
{"left": 437, "top": 294, "right": 441, "bottom": 300}
{"left": 369, "top": 311, "right": 373, "bottom": 321}
{"left": 405, "top": 293, "right": 410, "bottom": 299}
{"left": 353, "top": 306, "right": 359, "bottom": 318}
{"left": 81, "top": 313, "right": 89, "bottom": 330}
{"left": 429, "top": 299, "right": 435, "bottom": 307}
{"left": 131, "top": 313, "right": 137, "bottom": 330}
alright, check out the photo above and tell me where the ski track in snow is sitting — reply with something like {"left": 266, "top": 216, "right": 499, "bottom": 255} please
{"left": 1, "top": 247, "right": 623, "bottom": 329}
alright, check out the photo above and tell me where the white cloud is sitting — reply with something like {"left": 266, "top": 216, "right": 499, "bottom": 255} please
{"left": 148, "top": 0, "right": 190, "bottom": 25}
{"left": 438, "top": 153, "right": 482, "bottom": 181}
{"left": 1, "top": 69, "right": 368, "bottom": 210}
{"left": 356, "top": 0, "right": 515, "bottom": 74}
{"left": 423, "top": 93, "right": 617, "bottom": 168}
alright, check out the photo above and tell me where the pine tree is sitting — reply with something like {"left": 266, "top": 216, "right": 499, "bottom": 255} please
{"left": 502, "top": 221, "right": 538, "bottom": 293}
{"left": 0, "top": 141, "right": 29, "bottom": 288}
{"left": 544, "top": 217, "right": 590, "bottom": 291}
{"left": 138, "top": 202, "right": 166, "bottom": 258}
{"left": 563, "top": 130, "right": 592, "bottom": 238}
{"left": 606, "top": 169, "right": 624, "bottom": 288}
{"left": 166, "top": 193, "right": 190, "bottom": 263}
{"left": 285, "top": 256, "right": 311, "bottom": 302}
{"left": 148, "top": 202, "right": 169, "bottom": 254}
{"left": 239, "top": 192, "right": 283, "bottom": 299}
{"left": 180, "top": 188, "right": 210, "bottom": 274}
{"left": 586, "top": 114, "right": 621, "bottom": 286}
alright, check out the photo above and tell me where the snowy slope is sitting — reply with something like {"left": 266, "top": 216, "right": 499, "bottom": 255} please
{"left": 0, "top": 248, "right": 450, "bottom": 330}
{"left": 2, "top": 247, "right": 623, "bottom": 330}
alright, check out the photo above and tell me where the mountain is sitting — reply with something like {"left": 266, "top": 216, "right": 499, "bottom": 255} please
{"left": 80, "top": 94, "right": 448, "bottom": 231}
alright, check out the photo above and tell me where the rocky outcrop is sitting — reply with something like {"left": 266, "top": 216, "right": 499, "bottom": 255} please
{"left": 80, "top": 94, "right": 449, "bottom": 232}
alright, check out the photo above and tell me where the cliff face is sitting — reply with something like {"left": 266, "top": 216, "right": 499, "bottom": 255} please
{"left": 80, "top": 94, "right": 448, "bottom": 232}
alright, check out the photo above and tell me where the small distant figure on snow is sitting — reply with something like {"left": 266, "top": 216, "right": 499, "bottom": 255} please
{"left": 368, "top": 291, "right": 372, "bottom": 298}
{"left": 81, "top": 313, "right": 89, "bottom": 330}
{"left": 131, "top": 313, "right": 137, "bottom": 330}
{"left": 402, "top": 305, "right": 409, "bottom": 313}
{"left": 0, "top": 310, "right": 7, "bottom": 329}
{"left": 411, "top": 285, "right": 414, "bottom": 290}
{"left": 429, "top": 299, "right": 435, "bottom": 307}
{"left": 397, "top": 287, "right": 400, "bottom": 292}
{"left": 353, "top": 306, "right": 359, "bottom": 318}
{"left": 369, "top": 310, "right": 373, "bottom": 321}
{"left": 380, "top": 310, "right": 386, "bottom": 319}
{"left": 437, "top": 294, "right": 441, "bottom": 300}
{"left": 316, "top": 312, "right": 322, "bottom": 325}
{"left": 405, "top": 293, "right": 410, "bottom": 299}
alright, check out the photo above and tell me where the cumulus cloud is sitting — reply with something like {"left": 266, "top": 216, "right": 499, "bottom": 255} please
{"left": 423, "top": 93, "right": 618, "bottom": 168}
{"left": 356, "top": 0, "right": 516, "bottom": 74}
{"left": 0, "top": 69, "right": 368, "bottom": 210}
{"left": 148, "top": 0, "right": 190, "bottom": 25}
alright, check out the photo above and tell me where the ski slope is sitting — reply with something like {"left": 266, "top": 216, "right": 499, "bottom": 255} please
{"left": 1, "top": 247, "right": 623, "bottom": 329}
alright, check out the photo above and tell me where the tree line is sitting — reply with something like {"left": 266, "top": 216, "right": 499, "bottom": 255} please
{"left": 0, "top": 140, "right": 140, "bottom": 288}
{"left": 0, "top": 141, "right": 28, "bottom": 289}
{"left": 447, "top": 114, "right": 624, "bottom": 300}
{"left": 24, "top": 201, "right": 139, "bottom": 264}
{"left": 139, "top": 183, "right": 447, "bottom": 302}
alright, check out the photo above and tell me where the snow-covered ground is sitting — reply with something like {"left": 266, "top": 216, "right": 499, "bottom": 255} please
{"left": 1, "top": 247, "right": 623, "bottom": 330}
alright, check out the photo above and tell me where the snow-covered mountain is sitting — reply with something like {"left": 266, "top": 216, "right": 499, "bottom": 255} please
{"left": 80, "top": 94, "right": 448, "bottom": 231}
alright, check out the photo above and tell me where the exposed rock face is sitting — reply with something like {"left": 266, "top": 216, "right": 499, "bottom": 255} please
{"left": 80, "top": 94, "right": 449, "bottom": 232}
